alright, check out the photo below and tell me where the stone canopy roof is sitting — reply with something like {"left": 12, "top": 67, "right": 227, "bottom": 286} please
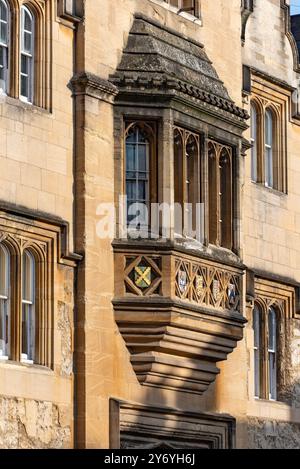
{"left": 110, "top": 14, "right": 249, "bottom": 121}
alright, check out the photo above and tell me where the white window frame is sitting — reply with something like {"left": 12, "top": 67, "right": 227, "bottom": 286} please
{"left": 0, "top": 244, "right": 10, "bottom": 360}
{"left": 265, "top": 109, "right": 274, "bottom": 188}
{"left": 253, "top": 305, "right": 261, "bottom": 399}
{"left": 150, "top": 0, "right": 201, "bottom": 23}
{"left": 21, "top": 250, "right": 36, "bottom": 364}
{"left": 0, "top": 0, "right": 9, "bottom": 94}
{"left": 250, "top": 103, "right": 258, "bottom": 182}
{"left": 20, "top": 5, "right": 34, "bottom": 103}
{"left": 268, "top": 307, "right": 277, "bottom": 401}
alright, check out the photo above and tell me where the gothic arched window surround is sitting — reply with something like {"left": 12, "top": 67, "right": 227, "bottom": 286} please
{"left": 0, "top": 0, "right": 50, "bottom": 109}
{"left": 0, "top": 235, "right": 50, "bottom": 367}
{"left": 252, "top": 300, "right": 280, "bottom": 401}
{"left": 250, "top": 98, "right": 283, "bottom": 192}
{"left": 125, "top": 121, "right": 157, "bottom": 231}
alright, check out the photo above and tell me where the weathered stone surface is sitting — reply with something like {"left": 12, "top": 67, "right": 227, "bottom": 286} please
{"left": 248, "top": 418, "right": 300, "bottom": 449}
{"left": 0, "top": 396, "right": 71, "bottom": 449}
{"left": 58, "top": 301, "right": 73, "bottom": 377}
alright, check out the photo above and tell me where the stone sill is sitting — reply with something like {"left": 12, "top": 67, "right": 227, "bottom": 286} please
{"left": 149, "top": 0, "right": 202, "bottom": 26}
{"left": 0, "top": 360, "right": 54, "bottom": 376}
{"left": 0, "top": 93, "right": 52, "bottom": 116}
{"left": 247, "top": 399, "right": 300, "bottom": 424}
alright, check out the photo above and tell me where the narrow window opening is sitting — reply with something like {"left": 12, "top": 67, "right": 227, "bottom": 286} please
{"left": 0, "top": 244, "right": 10, "bottom": 360}
{"left": 20, "top": 6, "right": 34, "bottom": 103}
{"left": 21, "top": 250, "right": 36, "bottom": 364}
{"left": 125, "top": 124, "right": 152, "bottom": 231}
{"left": 265, "top": 109, "right": 274, "bottom": 188}
{"left": 268, "top": 306, "right": 277, "bottom": 401}
{"left": 250, "top": 103, "right": 258, "bottom": 182}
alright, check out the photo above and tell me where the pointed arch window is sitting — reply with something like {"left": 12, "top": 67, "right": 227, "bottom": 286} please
{"left": 252, "top": 302, "right": 278, "bottom": 400}
{"left": 174, "top": 127, "right": 201, "bottom": 237}
{"left": 0, "top": 0, "right": 9, "bottom": 93}
{"left": 125, "top": 122, "right": 157, "bottom": 230}
{"left": 253, "top": 305, "right": 262, "bottom": 398}
{"left": 250, "top": 102, "right": 258, "bottom": 182}
{"left": 264, "top": 108, "right": 275, "bottom": 188}
{"left": 268, "top": 306, "right": 277, "bottom": 400}
{"left": 21, "top": 250, "right": 36, "bottom": 364}
{"left": 0, "top": 243, "right": 10, "bottom": 360}
{"left": 250, "top": 96, "right": 285, "bottom": 192}
{"left": 208, "top": 141, "right": 233, "bottom": 250}
{"left": 20, "top": 5, "right": 34, "bottom": 103}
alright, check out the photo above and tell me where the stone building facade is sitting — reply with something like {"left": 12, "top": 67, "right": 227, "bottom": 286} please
{"left": 0, "top": 0, "right": 300, "bottom": 449}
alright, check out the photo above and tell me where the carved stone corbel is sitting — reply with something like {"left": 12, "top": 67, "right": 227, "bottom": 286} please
{"left": 241, "top": 0, "right": 254, "bottom": 44}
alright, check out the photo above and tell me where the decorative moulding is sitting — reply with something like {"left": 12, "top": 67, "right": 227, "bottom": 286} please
{"left": 69, "top": 72, "right": 118, "bottom": 104}
{"left": 110, "top": 400, "right": 236, "bottom": 449}
{"left": 109, "top": 14, "right": 249, "bottom": 123}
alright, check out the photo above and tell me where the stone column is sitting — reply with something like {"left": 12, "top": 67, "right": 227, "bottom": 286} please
{"left": 69, "top": 72, "right": 118, "bottom": 448}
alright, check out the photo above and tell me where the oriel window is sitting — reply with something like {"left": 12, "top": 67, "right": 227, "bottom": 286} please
{"left": 0, "top": 0, "right": 9, "bottom": 93}
{"left": 0, "top": 244, "right": 10, "bottom": 360}
{"left": 20, "top": 5, "right": 34, "bottom": 103}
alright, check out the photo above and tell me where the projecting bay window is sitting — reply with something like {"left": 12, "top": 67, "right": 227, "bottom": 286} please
{"left": 20, "top": 5, "right": 34, "bottom": 103}
{"left": 0, "top": 0, "right": 9, "bottom": 94}
{"left": 208, "top": 141, "right": 233, "bottom": 250}
{"left": 252, "top": 303, "right": 278, "bottom": 401}
{"left": 0, "top": 244, "right": 10, "bottom": 360}
{"left": 21, "top": 250, "right": 36, "bottom": 364}
{"left": 125, "top": 122, "right": 157, "bottom": 232}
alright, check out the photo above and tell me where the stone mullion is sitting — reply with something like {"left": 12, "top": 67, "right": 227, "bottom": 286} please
{"left": 10, "top": 3, "right": 20, "bottom": 99}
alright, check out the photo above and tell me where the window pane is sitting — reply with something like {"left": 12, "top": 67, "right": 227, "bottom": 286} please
{"left": 21, "top": 54, "right": 29, "bottom": 74}
{"left": 24, "top": 8, "right": 33, "bottom": 33}
{"left": 22, "top": 251, "right": 35, "bottom": 302}
{"left": 0, "top": 1, "right": 8, "bottom": 22}
{"left": 22, "top": 303, "right": 35, "bottom": 362}
{"left": 137, "top": 144, "right": 148, "bottom": 172}
{"left": 125, "top": 125, "right": 150, "bottom": 227}
{"left": 126, "top": 144, "right": 135, "bottom": 172}
{"left": 21, "top": 74, "right": 29, "bottom": 99}
{"left": 0, "top": 244, "right": 8, "bottom": 297}
{"left": 269, "top": 352, "right": 277, "bottom": 400}
{"left": 0, "top": 21, "right": 8, "bottom": 44}
{"left": 24, "top": 31, "right": 32, "bottom": 54}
